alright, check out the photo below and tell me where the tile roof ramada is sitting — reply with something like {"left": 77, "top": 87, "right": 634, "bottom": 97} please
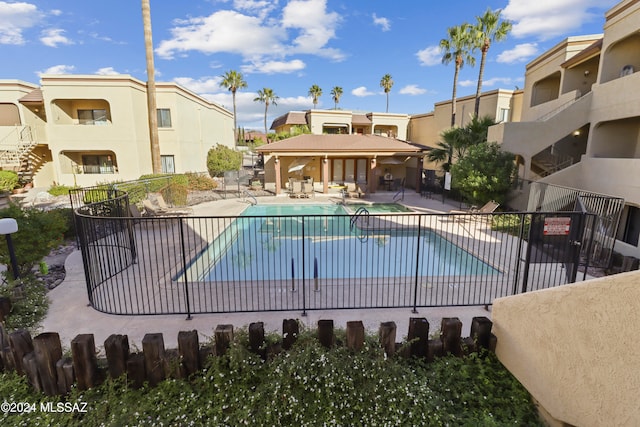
{"left": 257, "top": 134, "right": 427, "bottom": 154}
{"left": 270, "top": 111, "right": 308, "bottom": 129}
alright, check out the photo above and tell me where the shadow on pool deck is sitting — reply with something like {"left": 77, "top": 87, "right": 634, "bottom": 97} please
{"left": 43, "top": 191, "right": 491, "bottom": 350}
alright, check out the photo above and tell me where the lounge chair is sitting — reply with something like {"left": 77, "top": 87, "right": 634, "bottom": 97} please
{"left": 302, "top": 181, "right": 314, "bottom": 198}
{"left": 347, "top": 183, "right": 367, "bottom": 198}
{"left": 142, "top": 199, "right": 191, "bottom": 217}
{"left": 451, "top": 200, "right": 500, "bottom": 222}
{"left": 155, "top": 194, "right": 193, "bottom": 214}
{"left": 290, "top": 181, "right": 304, "bottom": 198}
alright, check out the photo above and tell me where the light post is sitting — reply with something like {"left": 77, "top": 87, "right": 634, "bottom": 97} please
{"left": 0, "top": 218, "right": 19, "bottom": 280}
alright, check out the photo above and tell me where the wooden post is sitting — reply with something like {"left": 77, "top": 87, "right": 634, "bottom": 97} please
{"left": 0, "top": 296, "right": 11, "bottom": 322}
{"left": 104, "top": 334, "right": 130, "bottom": 379}
{"left": 0, "top": 323, "right": 15, "bottom": 372}
{"left": 379, "top": 321, "right": 397, "bottom": 357}
{"left": 214, "top": 325, "right": 233, "bottom": 356}
{"left": 142, "top": 333, "right": 165, "bottom": 387}
{"left": 441, "top": 317, "right": 463, "bottom": 357}
{"left": 248, "top": 322, "right": 265, "bottom": 355}
{"left": 8, "top": 329, "right": 32, "bottom": 375}
{"left": 56, "top": 357, "right": 74, "bottom": 394}
{"left": 470, "top": 317, "right": 493, "bottom": 351}
{"left": 346, "top": 321, "right": 365, "bottom": 351}
{"left": 427, "top": 339, "right": 443, "bottom": 363}
{"left": 318, "top": 319, "right": 334, "bottom": 348}
{"left": 126, "top": 353, "right": 146, "bottom": 389}
{"left": 282, "top": 319, "right": 299, "bottom": 350}
{"left": 178, "top": 330, "right": 200, "bottom": 377}
{"left": 164, "top": 349, "right": 182, "bottom": 379}
{"left": 408, "top": 317, "right": 429, "bottom": 358}
{"left": 33, "top": 332, "right": 63, "bottom": 395}
{"left": 71, "top": 334, "right": 98, "bottom": 390}
{"left": 22, "top": 352, "right": 42, "bottom": 392}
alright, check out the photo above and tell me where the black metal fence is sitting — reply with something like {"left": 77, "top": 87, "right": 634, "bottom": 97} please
{"left": 74, "top": 193, "right": 597, "bottom": 316}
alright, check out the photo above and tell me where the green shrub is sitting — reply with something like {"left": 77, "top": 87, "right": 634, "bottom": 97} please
{"left": 186, "top": 172, "right": 218, "bottom": 191}
{"left": 160, "top": 182, "right": 188, "bottom": 206}
{"left": 0, "top": 204, "right": 68, "bottom": 278}
{"left": 0, "top": 170, "right": 19, "bottom": 192}
{"left": 207, "top": 144, "right": 242, "bottom": 177}
{"left": 48, "top": 184, "right": 79, "bottom": 197}
{"left": 0, "top": 275, "right": 49, "bottom": 332}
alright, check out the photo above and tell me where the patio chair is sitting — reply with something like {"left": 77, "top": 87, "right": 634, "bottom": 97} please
{"left": 347, "top": 183, "right": 366, "bottom": 198}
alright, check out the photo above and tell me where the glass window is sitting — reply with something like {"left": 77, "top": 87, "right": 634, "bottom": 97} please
{"left": 621, "top": 206, "right": 640, "bottom": 246}
{"left": 500, "top": 108, "right": 510, "bottom": 122}
{"left": 344, "top": 159, "right": 355, "bottom": 182}
{"left": 78, "top": 109, "right": 107, "bottom": 125}
{"left": 157, "top": 109, "right": 172, "bottom": 128}
{"left": 331, "top": 159, "right": 343, "bottom": 183}
{"left": 161, "top": 155, "right": 175, "bottom": 174}
{"left": 356, "top": 159, "right": 367, "bottom": 182}
{"left": 81, "top": 154, "right": 115, "bottom": 174}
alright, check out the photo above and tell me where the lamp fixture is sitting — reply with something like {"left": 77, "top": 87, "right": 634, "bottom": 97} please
{"left": 572, "top": 130, "right": 581, "bottom": 137}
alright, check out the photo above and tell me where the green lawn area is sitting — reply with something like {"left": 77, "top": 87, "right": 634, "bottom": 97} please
{"left": 0, "top": 329, "right": 541, "bottom": 426}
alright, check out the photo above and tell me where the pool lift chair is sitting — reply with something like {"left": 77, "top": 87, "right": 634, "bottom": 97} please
{"left": 142, "top": 199, "right": 192, "bottom": 217}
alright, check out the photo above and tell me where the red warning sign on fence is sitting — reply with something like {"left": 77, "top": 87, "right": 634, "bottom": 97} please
{"left": 543, "top": 217, "right": 571, "bottom": 235}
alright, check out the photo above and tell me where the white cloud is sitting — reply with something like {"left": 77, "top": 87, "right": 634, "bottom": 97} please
{"left": 241, "top": 59, "right": 306, "bottom": 74}
{"left": 459, "top": 79, "right": 475, "bottom": 88}
{"left": 281, "top": 0, "right": 343, "bottom": 60}
{"left": 40, "top": 28, "right": 73, "bottom": 47}
{"left": 352, "top": 86, "right": 374, "bottom": 97}
{"left": 372, "top": 13, "right": 390, "bottom": 32}
{"left": 37, "top": 64, "right": 75, "bottom": 76}
{"left": 95, "top": 67, "right": 119, "bottom": 75}
{"left": 0, "top": 1, "right": 43, "bottom": 44}
{"left": 502, "top": 0, "right": 614, "bottom": 41}
{"left": 49, "top": 9, "right": 62, "bottom": 16}
{"left": 497, "top": 43, "right": 538, "bottom": 64}
{"left": 174, "top": 76, "right": 224, "bottom": 94}
{"left": 416, "top": 45, "right": 442, "bottom": 66}
{"left": 399, "top": 84, "right": 426, "bottom": 95}
{"left": 157, "top": 0, "right": 344, "bottom": 66}
{"left": 156, "top": 10, "right": 284, "bottom": 60}
{"left": 460, "top": 76, "right": 521, "bottom": 88}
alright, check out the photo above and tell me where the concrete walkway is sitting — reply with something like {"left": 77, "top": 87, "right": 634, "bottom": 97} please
{"left": 42, "top": 191, "right": 492, "bottom": 351}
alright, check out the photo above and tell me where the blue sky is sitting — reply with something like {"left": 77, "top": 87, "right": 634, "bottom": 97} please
{"left": 1, "top": 0, "right": 617, "bottom": 131}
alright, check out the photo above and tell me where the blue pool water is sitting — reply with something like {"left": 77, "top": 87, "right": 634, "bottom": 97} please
{"left": 190, "top": 204, "right": 499, "bottom": 281}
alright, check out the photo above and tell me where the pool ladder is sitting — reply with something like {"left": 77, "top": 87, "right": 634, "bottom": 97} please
{"left": 243, "top": 190, "right": 257, "bottom": 205}
{"left": 350, "top": 207, "right": 370, "bottom": 242}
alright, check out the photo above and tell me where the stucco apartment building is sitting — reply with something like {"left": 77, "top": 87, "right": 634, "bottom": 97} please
{"left": 0, "top": 74, "right": 234, "bottom": 188}
{"left": 488, "top": 0, "right": 640, "bottom": 259}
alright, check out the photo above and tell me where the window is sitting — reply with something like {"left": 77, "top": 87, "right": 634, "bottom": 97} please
{"left": 157, "top": 109, "right": 172, "bottom": 128}
{"left": 78, "top": 109, "right": 107, "bottom": 125}
{"left": 499, "top": 108, "right": 510, "bottom": 122}
{"left": 161, "top": 155, "right": 175, "bottom": 173}
{"left": 81, "top": 154, "right": 115, "bottom": 174}
{"left": 620, "top": 206, "right": 640, "bottom": 246}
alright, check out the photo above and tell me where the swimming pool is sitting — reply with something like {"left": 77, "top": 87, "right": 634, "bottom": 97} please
{"left": 342, "top": 202, "right": 414, "bottom": 214}
{"left": 186, "top": 204, "right": 500, "bottom": 282}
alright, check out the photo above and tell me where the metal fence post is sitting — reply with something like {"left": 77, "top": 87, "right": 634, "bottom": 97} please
{"left": 412, "top": 214, "right": 422, "bottom": 313}
{"left": 301, "top": 217, "right": 307, "bottom": 317}
{"left": 179, "top": 219, "right": 192, "bottom": 320}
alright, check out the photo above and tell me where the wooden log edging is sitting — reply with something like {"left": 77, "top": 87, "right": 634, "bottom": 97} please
{"left": 0, "top": 313, "right": 496, "bottom": 396}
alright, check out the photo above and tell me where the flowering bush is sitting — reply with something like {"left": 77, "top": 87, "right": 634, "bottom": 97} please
{"left": 0, "top": 328, "right": 541, "bottom": 426}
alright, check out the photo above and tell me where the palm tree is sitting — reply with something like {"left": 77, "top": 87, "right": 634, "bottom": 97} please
{"left": 440, "top": 23, "right": 475, "bottom": 127}
{"left": 254, "top": 88, "right": 279, "bottom": 140}
{"left": 472, "top": 8, "right": 512, "bottom": 117}
{"left": 141, "top": 0, "right": 161, "bottom": 173}
{"left": 308, "top": 84, "right": 322, "bottom": 108}
{"left": 380, "top": 74, "right": 394, "bottom": 113}
{"left": 426, "top": 115, "right": 496, "bottom": 172}
{"left": 219, "top": 70, "right": 248, "bottom": 146}
{"left": 330, "top": 86, "right": 343, "bottom": 109}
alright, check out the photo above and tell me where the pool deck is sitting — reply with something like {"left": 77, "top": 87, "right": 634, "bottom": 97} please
{"left": 43, "top": 190, "right": 494, "bottom": 351}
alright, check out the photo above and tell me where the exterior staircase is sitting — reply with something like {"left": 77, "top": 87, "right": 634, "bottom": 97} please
{"left": 0, "top": 126, "right": 38, "bottom": 170}
{"left": 531, "top": 150, "right": 575, "bottom": 177}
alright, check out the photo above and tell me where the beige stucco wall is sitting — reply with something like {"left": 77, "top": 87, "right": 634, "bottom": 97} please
{"left": 492, "top": 270, "right": 640, "bottom": 427}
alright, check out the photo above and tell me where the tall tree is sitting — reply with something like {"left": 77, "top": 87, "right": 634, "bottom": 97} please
{"left": 380, "top": 74, "right": 394, "bottom": 113}
{"left": 330, "top": 86, "right": 343, "bottom": 109}
{"left": 472, "top": 8, "right": 512, "bottom": 117}
{"left": 308, "top": 84, "right": 322, "bottom": 108}
{"left": 254, "top": 88, "right": 279, "bottom": 140}
{"left": 141, "top": 0, "right": 161, "bottom": 173}
{"left": 219, "top": 70, "right": 248, "bottom": 147}
{"left": 440, "top": 23, "right": 475, "bottom": 127}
